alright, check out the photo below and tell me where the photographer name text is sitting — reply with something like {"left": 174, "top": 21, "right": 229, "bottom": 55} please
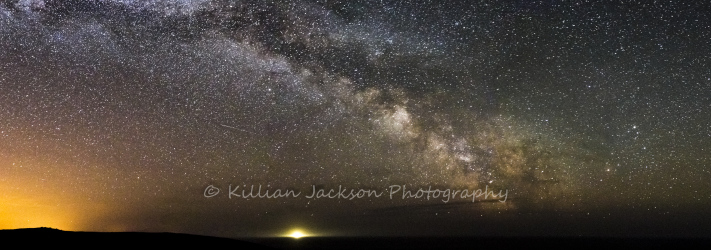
{"left": 204, "top": 184, "right": 508, "bottom": 203}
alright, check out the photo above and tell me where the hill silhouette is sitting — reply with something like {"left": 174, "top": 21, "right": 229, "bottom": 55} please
{"left": 0, "top": 227, "right": 274, "bottom": 249}
{"left": 3, "top": 227, "right": 711, "bottom": 249}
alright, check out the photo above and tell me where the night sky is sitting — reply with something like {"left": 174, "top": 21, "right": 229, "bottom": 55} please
{"left": 2, "top": 0, "right": 711, "bottom": 238}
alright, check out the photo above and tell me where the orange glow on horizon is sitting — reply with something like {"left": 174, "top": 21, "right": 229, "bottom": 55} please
{"left": 0, "top": 158, "right": 100, "bottom": 232}
{"left": 0, "top": 194, "right": 78, "bottom": 231}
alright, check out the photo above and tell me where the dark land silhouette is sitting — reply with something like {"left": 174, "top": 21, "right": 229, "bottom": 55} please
{"left": 3, "top": 227, "right": 711, "bottom": 249}
{"left": 0, "top": 227, "right": 274, "bottom": 249}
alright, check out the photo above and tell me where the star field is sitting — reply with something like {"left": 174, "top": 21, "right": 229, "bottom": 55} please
{"left": 1, "top": 0, "right": 711, "bottom": 237}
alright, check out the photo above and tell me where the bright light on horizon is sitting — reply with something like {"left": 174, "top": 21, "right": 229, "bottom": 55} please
{"left": 285, "top": 229, "right": 308, "bottom": 239}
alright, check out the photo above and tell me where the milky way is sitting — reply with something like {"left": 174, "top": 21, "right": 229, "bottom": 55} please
{"left": 1, "top": 0, "right": 711, "bottom": 237}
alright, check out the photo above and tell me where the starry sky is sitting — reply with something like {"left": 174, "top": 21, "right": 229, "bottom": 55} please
{"left": 1, "top": 0, "right": 711, "bottom": 238}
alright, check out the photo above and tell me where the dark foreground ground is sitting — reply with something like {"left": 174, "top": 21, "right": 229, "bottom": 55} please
{"left": 0, "top": 227, "right": 272, "bottom": 249}
{"left": 2, "top": 228, "right": 711, "bottom": 250}
{"left": 248, "top": 236, "right": 711, "bottom": 250}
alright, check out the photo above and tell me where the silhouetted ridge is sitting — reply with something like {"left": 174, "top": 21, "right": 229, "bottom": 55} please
{"left": 0, "top": 228, "right": 274, "bottom": 249}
